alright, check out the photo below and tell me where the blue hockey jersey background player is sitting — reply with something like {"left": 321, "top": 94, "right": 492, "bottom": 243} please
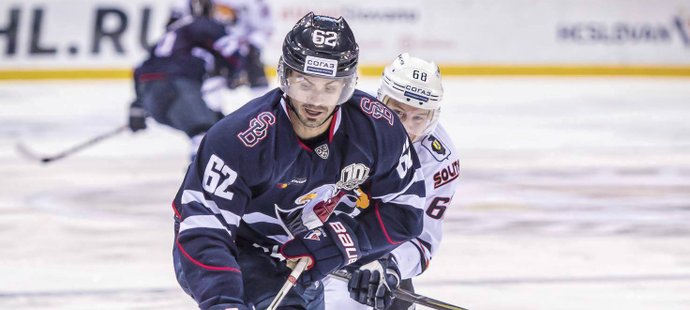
{"left": 127, "top": 0, "right": 245, "bottom": 157}
{"left": 171, "top": 12, "right": 426, "bottom": 309}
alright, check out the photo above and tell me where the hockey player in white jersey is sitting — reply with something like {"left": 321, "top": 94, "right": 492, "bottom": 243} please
{"left": 323, "top": 53, "right": 461, "bottom": 309}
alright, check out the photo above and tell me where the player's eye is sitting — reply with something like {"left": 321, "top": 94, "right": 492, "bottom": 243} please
{"left": 299, "top": 83, "right": 312, "bottom": 91}
{"left": 412, "top": 115, "right": 427, "bottom": 122}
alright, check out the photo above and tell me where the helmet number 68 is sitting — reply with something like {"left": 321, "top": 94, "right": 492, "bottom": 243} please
{"left": 412, "top": 70, "right": 427, "bottom": 82}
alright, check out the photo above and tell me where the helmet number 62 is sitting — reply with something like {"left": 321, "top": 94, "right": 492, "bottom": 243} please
{"left": 312, "top": 30, "right": 338, "bottom": 47}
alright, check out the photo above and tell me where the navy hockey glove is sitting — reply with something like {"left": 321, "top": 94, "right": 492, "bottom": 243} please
{"left": 128, "top": 105, "right": 148, "bottom": 132}
{"left": 348, "top": 255, "right": 401, "bottom": 310}
{"left": 280, "top": 216, "right": 361, "bottom": 285}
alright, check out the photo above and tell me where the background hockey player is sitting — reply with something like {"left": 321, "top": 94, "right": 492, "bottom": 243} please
{"left": 169, "top": 0, "right": 274, "bottom": 109}
{"left": 221, "top": 0, "right": 273, "bottom": 97}
{"left": 323, "top": 54, "right": 460, "bottom": 310}
{"left": 171, "top": 13, "right": 427, "bottom": 309}
{"left": 126, "top": 0, "right": 245, "bottom": 158}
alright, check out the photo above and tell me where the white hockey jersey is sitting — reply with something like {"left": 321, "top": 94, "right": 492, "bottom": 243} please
{"left": 390, "top": 124, "right": 461, "bottom": 279}
{"left": 322, "top": 123, "right": 460, "bottom": 309}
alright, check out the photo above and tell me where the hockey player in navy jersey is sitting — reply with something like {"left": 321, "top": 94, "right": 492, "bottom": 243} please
{"left": 170, "top": 0, "right": 273, "bottom": 100}
{"left": 171, "top": 13, "right": 426, "bottom": 309}
{"left": 127, "top": 0, "right": 245, "bottom": 158}
{"left": 322, "top": 54, "right": 461, "bottom": 310}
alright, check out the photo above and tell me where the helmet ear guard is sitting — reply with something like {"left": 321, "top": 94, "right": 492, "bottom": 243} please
{"left": 378, "top": 53, "right": 445, "bottom": 138}
{"left": 278, "top": 12, "right": 359, "bottom": 105}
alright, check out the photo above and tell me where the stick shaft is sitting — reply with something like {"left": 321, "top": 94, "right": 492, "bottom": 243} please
{"left": 267, "top": 257, "right": 309, "bottom": 310}
{"left": 330, "top": 270, "right": 469, "bottom": 310}
{"left": 48, "top": 125, "right": 128, "bottom": 161}
{"left": 18, "top": 125, "right": 128, "bottom": 163}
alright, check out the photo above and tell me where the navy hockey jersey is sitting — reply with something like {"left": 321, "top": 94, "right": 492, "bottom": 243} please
{"left": 137, "top": 16, "right": 243, "bottom": 82}
{"left": 172, "top": 89, "right": 426, "bottom": 307}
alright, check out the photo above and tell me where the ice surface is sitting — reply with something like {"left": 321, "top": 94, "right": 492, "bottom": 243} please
{"left": 1, "top": 77, "right": 689, "bottom": 309}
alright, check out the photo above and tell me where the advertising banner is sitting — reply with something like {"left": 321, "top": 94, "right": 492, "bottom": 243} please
{"left": 1, "top": 0, "right": 689, "bottom": 78}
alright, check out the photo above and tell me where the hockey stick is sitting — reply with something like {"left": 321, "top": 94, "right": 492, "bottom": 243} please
{"left": 267, "top": 257, "right": 310, "bottom": 310}
{"left": 331, "top": 270, "right": 469, "bottom": 310}
{"left": 16, "top": 125, "right": 129, "bottom": 164}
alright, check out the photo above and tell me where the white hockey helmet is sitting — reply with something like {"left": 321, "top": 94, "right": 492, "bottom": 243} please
{"left": 377, "top": 53, "right": 444, "bottom": 138}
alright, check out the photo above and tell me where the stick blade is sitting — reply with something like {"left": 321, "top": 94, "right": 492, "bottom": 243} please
{"left": 15, "top": 142, "right": 51, "bottom": 164}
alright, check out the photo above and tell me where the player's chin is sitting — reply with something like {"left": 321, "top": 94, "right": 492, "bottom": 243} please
{"left": 302, "top": 117, "right": 327, "bottom": 128}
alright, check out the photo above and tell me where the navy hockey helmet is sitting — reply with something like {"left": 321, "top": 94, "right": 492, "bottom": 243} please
{"left": 278, "top": 12, "right": 359, "bottom": 105}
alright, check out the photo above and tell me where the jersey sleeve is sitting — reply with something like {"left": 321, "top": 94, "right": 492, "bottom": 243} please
{"left": 392, "top": 135, "right": 461, "bottom": 278}
{"left": 172, "top": 122, "right": 253, "bottom": 308}
{"left": 345, "top": 97, "right": 428, "bottom": 264}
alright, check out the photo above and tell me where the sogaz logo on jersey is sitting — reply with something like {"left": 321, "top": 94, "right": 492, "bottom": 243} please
{"left": 304, "top": 55, "right": 337, "bottom": 77}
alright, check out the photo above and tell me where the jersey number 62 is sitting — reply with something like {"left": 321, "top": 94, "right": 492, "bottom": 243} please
{"left": 202, "top": 154, "right": 238, "bottom": 200}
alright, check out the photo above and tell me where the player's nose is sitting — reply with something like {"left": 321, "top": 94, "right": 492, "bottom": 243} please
{"left": 307, "top": 92, "right": 328, "bottom": 106}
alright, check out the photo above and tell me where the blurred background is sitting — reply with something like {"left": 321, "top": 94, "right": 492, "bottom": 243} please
{"left": 1, "top": 0, "right": 690, "bottom": 309}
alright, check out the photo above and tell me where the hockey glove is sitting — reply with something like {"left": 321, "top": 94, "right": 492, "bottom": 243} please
{"left": 348, "top": 255, "right": 401, "bottom": 310}
{"left": 128, "top": 105, "right": 148, "bottom": 132}
{"left": 280, "top": 216, "right": 361, "bottom": 285}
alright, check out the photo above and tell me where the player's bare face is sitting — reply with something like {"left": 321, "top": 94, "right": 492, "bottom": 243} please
{"left": 287, "top": 72, "right": 345, "bottom": 135}
{"left": 386, "top": 99, "right": 432, "bottom": 142}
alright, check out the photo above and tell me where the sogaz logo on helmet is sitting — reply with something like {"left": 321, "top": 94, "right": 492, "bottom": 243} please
{"left": 403, "top": 85, "right": 430, "bottom": 102}
{"left": 405, "top": 85, "right": 432, "bottom": 96}
{"left": 304, "top": 56, "right": 338, "bottom": 77}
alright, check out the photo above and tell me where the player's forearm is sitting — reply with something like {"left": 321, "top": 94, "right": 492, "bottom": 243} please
{"left": 352, "top": 202, "right": 424, "bottom": 263}
{"left": 176, "top": 232, "right": 245, "bottom": 307}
